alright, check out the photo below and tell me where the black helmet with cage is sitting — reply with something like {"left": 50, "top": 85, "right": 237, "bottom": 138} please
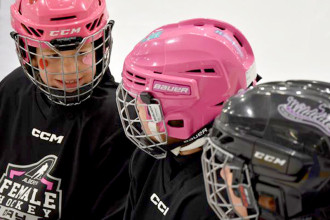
{"left": 202, "top": 80, "right": 330, "bottom": 220}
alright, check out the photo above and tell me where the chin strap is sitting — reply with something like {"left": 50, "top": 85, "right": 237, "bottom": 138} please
{"left": 171, "top": 137, "right": 207, "bottom": 156}
{"left": 167, "top": 120, "right": 214, "bottom": 156}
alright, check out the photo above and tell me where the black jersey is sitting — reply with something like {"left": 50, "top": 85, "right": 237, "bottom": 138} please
{"left": 124, "top": 148, "right": 218, "bottom": 220}
{"left": 0, "top": 67, "right": 135, "bottom": 220}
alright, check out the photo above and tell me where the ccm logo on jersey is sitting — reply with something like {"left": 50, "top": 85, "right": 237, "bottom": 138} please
{"left": 32, "top": 128, "right": 64, "bottom": 144}
{"left": 254, "top": 151, "right": 286, "bottom": 166}
{"left": 49, "top": 28, "right": 81, "bottom": 37}
{"left": 150, "top": 193, "right": 169, "bottom": 216}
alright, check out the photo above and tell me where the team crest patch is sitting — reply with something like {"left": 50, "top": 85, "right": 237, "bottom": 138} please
{"left": 0, "top": 155, "right": 62, "bottom": 220}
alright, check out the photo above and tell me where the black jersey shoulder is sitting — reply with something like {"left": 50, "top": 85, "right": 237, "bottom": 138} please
{"left": 129, "top": 148, "right": 157, "bottom": 180}
{"left": 0, "top": 67, "right": 30, "bottom": 88}
{"left": 0, "top": 67, "right": 33, "bottom": 109}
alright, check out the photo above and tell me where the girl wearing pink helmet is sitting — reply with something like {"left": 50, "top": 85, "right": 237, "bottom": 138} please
{"left": 116, "top": 18, "right": 260, "bottom": 219}
{"left": 0, "top": 0, "right": 135, "bottom": 219}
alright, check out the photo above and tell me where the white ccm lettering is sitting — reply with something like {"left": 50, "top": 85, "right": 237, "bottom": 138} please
{"left": 49, "top": 27, "right": 81, "bottom": 37}
{"left": 150, "top": 193, "right": 169, "bottom": 216}
{"left": 32, "top": 128, "right": 64, "bottom": 144}
{"left": 254, "top": 151, "right": 286, "bottom": 166}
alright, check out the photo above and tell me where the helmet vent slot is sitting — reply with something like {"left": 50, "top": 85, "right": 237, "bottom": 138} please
{"left": 186, "top": 69, "right": 215, "bottom": 73}
{"left": 18, "top": 1, "right": 22, "bottom": 15}
{"left": 194, "top": 23, "right": 205, "bottom": 26}
{"left": 37, "top": 29, "right": 44, "bottom": 35}
{"left": 154, "top": 71, "right": 162, "bottom": 74}
{"left": 135, "top": 75, "right": 146, "bottom": 80}
{"left": 98, "top": 0, "right": 102, "bottom": 5}
{"left": 204, "top": 68, "right": 215, "bottom": 73}
{"left": 29, "top": 27, "right": 41, "bottom": 37}
{"left": 125, "top": 71, "right": 146, "bottom": 86}
{"left": 90, "top": 19, "right": 99, "bottom": 31}
{"left": 233, "top": 35, "right": 243, "bottom": 47}
{"left": 21, "top": 24, "right": 32, "bottom": 35}
{"left": 134, "top": 82, "right": 145, "bottom": 86}
{"left": 215, "top": 101, "right": 224, "bottom": 106}
{"left": 215, "top": 26, "right": 225, "bottom": 30}
{"left": 220, "top": 136, "right": 234, "bottom": 144}
{"left": 51, "top": 16, "right": 77, "bottom": 21}
{"left": 96, "top": 14, "right": 104, "bottom": 27}
{"left": 186, "top": 69, "right": 201, "bottom": 73}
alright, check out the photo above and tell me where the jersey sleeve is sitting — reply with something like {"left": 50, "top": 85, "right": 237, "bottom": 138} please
{"left": 0, "top": 67, "right": 28, "bottom": 108}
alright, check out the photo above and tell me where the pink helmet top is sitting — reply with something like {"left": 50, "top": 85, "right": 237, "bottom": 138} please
{"left": 121, "top": 18, "right": 257, "bottom": 140}
{"left": 11, "top": 0, "right": 109, "bottom": 47}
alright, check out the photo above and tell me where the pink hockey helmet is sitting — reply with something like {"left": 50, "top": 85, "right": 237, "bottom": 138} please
{"left": 116, "top": 18, "right": 259, "bottom": 159}
{"left": 10, "top": 0, "right": 113, "bottom": 105}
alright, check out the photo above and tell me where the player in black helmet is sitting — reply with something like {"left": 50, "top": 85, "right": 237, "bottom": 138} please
{"left": 202, "top": 80, "right": 330, "bottom": 220}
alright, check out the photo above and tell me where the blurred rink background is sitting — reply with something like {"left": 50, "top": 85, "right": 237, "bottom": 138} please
{"left": 1, "top": 0, "right": 329, "bottom": 83}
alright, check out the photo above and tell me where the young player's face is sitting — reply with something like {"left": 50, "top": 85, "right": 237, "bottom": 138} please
{"left": 34, "top": 43, "right": 96, "bottom": 93}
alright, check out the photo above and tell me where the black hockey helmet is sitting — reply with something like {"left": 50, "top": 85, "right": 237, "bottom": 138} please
{"left": 202, "top": 80, "right": 330, "bottom": 220}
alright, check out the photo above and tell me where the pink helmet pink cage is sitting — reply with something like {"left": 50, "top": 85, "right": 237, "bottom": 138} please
{"left": 116, "top": 18, "right": 259, "bottom": 158}
{"left": 10, "top": 0, "right": 113, "bottom": 106}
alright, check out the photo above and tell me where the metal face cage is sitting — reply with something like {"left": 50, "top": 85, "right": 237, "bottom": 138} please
{"left": 116, "top": 83, "right": 168, "bottom": 159}
{"left": 11, "top": 21, "right": 114, "bottom": 106}
{"left": 202, "top": 137, "right": 259, "bottom": 220}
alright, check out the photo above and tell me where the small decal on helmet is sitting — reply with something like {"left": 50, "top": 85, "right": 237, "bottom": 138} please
{"left": 215, "top": 30, "right": 244, "bottom": 58}
{"left": 153, "top": 81, "right": 191, "bottom": 95}
{"left": 141, "top": 31, "right": 163, "bottom": 42}
{"left": 278, "top": 96, "right": 330, "bottom": 135}
{"left": 147, "top": 104, "right": 163, "bottom": 123}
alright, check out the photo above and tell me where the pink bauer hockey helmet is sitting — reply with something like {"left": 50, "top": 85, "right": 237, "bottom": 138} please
{"left": 11, "top": 0, "right": 113, "bottom": 105}
{"left": 116, "top": 18, "right": 259, "bottom": 159}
